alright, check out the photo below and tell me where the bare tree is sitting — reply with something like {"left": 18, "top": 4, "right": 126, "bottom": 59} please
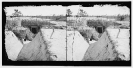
{"left": 66, "top": 9, "right": 72, "bottom": 17}
{"left": 12, "top": 9, "right": 23, "bottom": 17}
{"left": 77, "top": 9, "right": 88, "bottom": 17}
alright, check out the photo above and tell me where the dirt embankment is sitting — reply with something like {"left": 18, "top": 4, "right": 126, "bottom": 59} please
{"left": 5, "top": 31, "right": 23, "bottom": 61}
{"left": 41, "top": 29, "right": 67, "bottom": 61}
{"left": 17, "top": 31, "right": 50, "bottom": 61}
{"left": 82, "top": 31, "right": 117, "bottom": 61}
{"left": 67, "top": 31, "right": 90, "bottom": 61}
{"left": 79, "top": 28, "right": 99, "bottom": 42}
{"left": 106, "top": 29, "right": 130, "bottom": 60}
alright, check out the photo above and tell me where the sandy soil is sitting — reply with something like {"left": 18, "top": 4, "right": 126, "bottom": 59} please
{"left": 41, "top": 29, "right": 89, "bottom": 61}
{"left": 41, "top": 29, "right": 67, "bottom": 61}
{"left": 5, "top": 31, "right": 23, "bottom": 61}
{"left": 82, "top": 31, "right": 116, "bottom": 61}
{"left": 83, "top": 28, "right": 130, "bottom": 61}
{"left": 107, "top": 28, "right": 130, "bottom": 60}
{"left": 67, "top": 31, "right": 90, "bottom": 61}
{"left": 17, "top": 32, "right": 50, "bottom": 61}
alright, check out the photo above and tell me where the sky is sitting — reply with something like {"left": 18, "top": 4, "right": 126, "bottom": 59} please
{"left": 67, "top": 5, "right": 130, "bottom": 16}
{"left": 5, "top": 6, "right": 67, "bottom": 16}
{"left": 5, "top": 5, "right": 130, "bottom": 16}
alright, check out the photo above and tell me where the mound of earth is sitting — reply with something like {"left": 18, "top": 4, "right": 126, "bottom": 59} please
{"left": 5, "top": 31, "right": 23, "bottom": 61}
{"left": 12, "top": 27, "right": 35, "bottom": 42}
{"left": 67, "top": 31, "right": 90, "bottom": 61}
{"left": 25, "top": 28, "right": 36, "bottom": 41}
{"left": 82, "top": 31, "right": 116, "bottom": 61}
{"left": 79, "top": 28, "right": 99, "bottom": 43}
{"left": 106, "top": 28, "right": 130, "bottom": 60}
{"left": 17, "top": 31, "right": 50, "bottom": 61}
{"left": 41, "top": 29, "right": 67, "bottom": 61}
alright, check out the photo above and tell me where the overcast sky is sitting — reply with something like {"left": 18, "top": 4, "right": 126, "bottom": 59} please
{"left": 67, "top": 5, "right": 130, "bottom": 16}
{"left": 5, "top": 5, "right": 129, "bottom": 16}
{"left": 5, "top": 6, "right": 67, "bottom": 16}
